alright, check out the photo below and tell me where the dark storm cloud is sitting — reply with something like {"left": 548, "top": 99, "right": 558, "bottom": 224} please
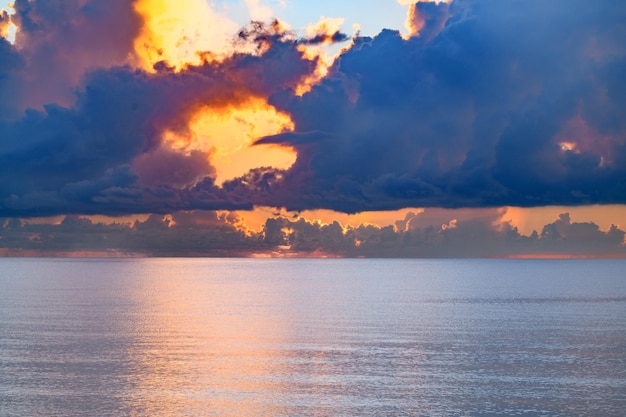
{"left": 248, "top": 0, "right": 626, "bottom": 212}
{"left": 0, "top": 14, "right": 319, "bottom": 216}
{"left": 1, "top": 211, "right": 624, "bottom": 257}
{"left": 1, "top": 0, "right": 625, "bottom": 217}
{"left": 0, "top": 37, "right": 22, "bottom": 118}
{"left": 0, "top": 67, "right": 219, "bottom": 211}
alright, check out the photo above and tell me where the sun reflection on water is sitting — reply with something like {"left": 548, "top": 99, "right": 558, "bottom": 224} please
{"left": 124, "top": 259, "right": 295, "bottom": 416}
{"left": 2, "top": 258, "right": 624, "bottom": 416}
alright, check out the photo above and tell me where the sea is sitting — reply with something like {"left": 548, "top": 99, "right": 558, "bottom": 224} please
{"left": 0, "top": 258, "right": 624, "bottom": 417}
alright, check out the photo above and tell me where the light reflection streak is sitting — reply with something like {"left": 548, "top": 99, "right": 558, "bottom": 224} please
{"left": 1, "top": 258, "right": 624, "bottom": 416}
{"left": 126, "top": 259, "right": 293, "bottom": 416}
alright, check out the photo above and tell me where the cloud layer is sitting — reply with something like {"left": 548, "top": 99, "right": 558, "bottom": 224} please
{"left": 1, "top": 210, "right": 624, "bottom": 258}
{"left": 260, "top": 0, "right": 626, "bottom": 211}
{"left": 1, "top": 0, "right": 625, "bottom": 217}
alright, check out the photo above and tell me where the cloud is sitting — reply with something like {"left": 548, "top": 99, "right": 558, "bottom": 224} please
{"left": 251, "top": 0, "right": 626, "bottom": 211}
{"left": 0, "top": 0, "right": 625, "bottom": 218}
{"left": 0, "top": 9, "right": 11, "bottom": 39}
{"left": 0, "top": 17, "right": 320, "bottom": 216}
{"left": 0, "top": 37, "right": 22, "bottom": 118}
{"left": 404, "top": 1, "right": 451, "bottom": 41}
{"left": 133, "top": 0, "right": 241, "bottom": 71}
{"left": 10, "top": 0, "right": 141, "bottom": 109}
{"left": 132, "top": 146, "right": 214, "bottom": 188}
{"left": 1, "top": 210, "right": 623, "bottom": 257}
{"left": 0, "top": 211, "right": 258, "bottom": 256}
{"left": 536, "top": 213, "right": 626, "bottom": 256}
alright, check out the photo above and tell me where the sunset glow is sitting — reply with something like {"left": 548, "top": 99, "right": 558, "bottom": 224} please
{"left": 0, "top": 0, "right": 626, "bottom": 417}
{"left": 294, "top": 16, "right": 348, "bottom": 95}
{"left": 398, "top": 0, "right": 451, "bottom": 39}
{"left": 133, "top": 0, "right": 238, "bottom": 70}
{"left": 162, "top": 98, "right": 296, "bottom": 184}
{"left": 3, "top": 4, "right": 626, "bottom": 417}
{"left": 0, "top": 0, "right": 625, "bottom": 258}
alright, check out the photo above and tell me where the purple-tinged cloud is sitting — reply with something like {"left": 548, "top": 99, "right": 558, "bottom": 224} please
{"left": 253, "top": 0, "right": 626, "bottom": 212}
{"left": 0, "top": 17, "right": 323, "bottom": 216}
{"left": 10, "top": 0, "right": 141, "bottom": 110}
{"left": 1, "top": 0, "right": 625, "bottom": 217}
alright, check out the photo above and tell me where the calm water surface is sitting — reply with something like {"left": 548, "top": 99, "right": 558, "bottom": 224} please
{"left": 0, "top": 258, "right": 625, "bottom": 416}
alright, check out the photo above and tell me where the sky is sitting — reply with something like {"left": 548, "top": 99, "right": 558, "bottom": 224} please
{"left": 0, "top": 0, "right": 625, "bottom": 257}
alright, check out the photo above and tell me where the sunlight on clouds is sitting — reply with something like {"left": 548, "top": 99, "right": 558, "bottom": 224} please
{"left": 502, "top": 205, "right": 626, "bottom": 235}
{"left": 235, "top": 207, "right": 427, "bottom": 233}
{"left": 163, "top": 97, "right": 296, "bottom": 184}
{"left": 133, "top": 0, "right": 293, "bottom": 71}
{"left": 235, "top": 205, "right": 626, "bottom": 240}
{"left": 0, "top": 1, "right": 16, "bottom": 44}
{"left": 77, "top": 206, "right": 626, "bottom": 245}
{"left": 0, "top": 17, "right": 9, "bottom": 39}
{"left": 558, "top": 141, "right": 578, "bottom": 152}
{"left": 5, "top": 205, "right": 624, "bottom": 257}
{"left": 555, "top": 115, "right": 620, "bottom": 168}
{"left": 295, "top": 16, "right": 348, "bottom": 96}
{"left": 398, "top": 0, "right": 451, "bottom": 39}
{"left": 133, "top": 0, "right": 299, "bottom": 184}
{"left": 133, "top": 0, "right": 239, "bottom": 71}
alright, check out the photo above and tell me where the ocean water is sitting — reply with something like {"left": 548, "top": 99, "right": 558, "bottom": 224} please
{"left": 0, "top": 258, "right": 624, "bottom": 417}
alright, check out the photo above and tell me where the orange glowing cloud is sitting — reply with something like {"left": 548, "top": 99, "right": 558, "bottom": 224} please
{"left": 502, "top": 205, "right": 626, "bottom": 236}
{"left": 133, "top": 0, "right": 239, "bottom": 71}
{"left": 232, "top": 206, "right": 428, "bottom": 234}
{"left": 0, "top": 19, "right": 8, "bottom": 39}
{"left": 0, "top": 2, "right": 16, "bottom": 43}
{"left": 234, "top": 205, "right": 626, "bottom": 243}
{"left": 130, "top": 1, "right": 314, "bottom": 185}
{"left": 295, "top": 16, "right": 349, "bottom": 96}
{"left": 398, "top": 0, "right": 451, "bottom": 40}
{"left": 162, "top": 97, "right": 296, "bottom": 184}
